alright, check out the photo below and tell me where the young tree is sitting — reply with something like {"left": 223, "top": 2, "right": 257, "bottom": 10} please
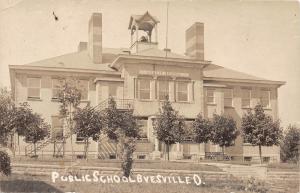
{"left": 241, "top": 104, "right": 283, "bottom": 164}
{"left": 193, "top": 114, "right": 212, "bottom": 144}
{"left": 211, "top": 114, "right": 238, "bottom": 158}
{"left": 153, "top": 99, "right": 185, "bottom": 161}
{"left": 23, "top": 113, "right": 50, "bottom": 157}
{"left": 119, "top": 110, "right": 140, "bottom": 177}
{"left": 58, "top": 79, "right": 81, "bottom": 158}
{"left": 73, "top": 106, "right": 104, "bottom": 159}
{"left": 280, "top": 124, "right": 300, "bottom": 163}
{"left": 103, "top": 97, "right": 123, "bottom": 157}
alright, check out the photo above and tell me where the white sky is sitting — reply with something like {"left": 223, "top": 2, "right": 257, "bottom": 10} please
{"left": 0, "top": 0, "right": 300, "bottom": 127}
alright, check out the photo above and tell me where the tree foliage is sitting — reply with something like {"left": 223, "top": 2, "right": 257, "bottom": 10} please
{"left": 73, "top": 106, "right": 104, "bottom": 159}
{"left": 280, "top": 124, "right": 300, "bottom": 163}
{"left": 0, "top": 151, "right": 11, "bottom": 176}
{"left": 211, "top": 114, "right": 238, "bottom": 149}
{"left": 103, "top": 97, "right": 123, "bottom": 142}
{"left": 0, "top": 88, "right": 17, "bottom": 144}
{"left": 153, "top": 99, "right": 185, "bottom": 160}
{"left": 241, "top": 104, "right": 283, "bottom": 163}
{"left": 193, "top": 114, "right": 212, "bottom": 144}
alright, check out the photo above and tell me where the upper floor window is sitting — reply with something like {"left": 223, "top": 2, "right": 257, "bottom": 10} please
{"left": 78, "top": 80, "right": 89, "bottom": 100}
{"left": 176, "top": 81, "right": 188, "bottom": 102}
{"left": 52, "top": 78, "right": 64, "bottom": 99}
{"left": 158, "top": 80, "right": 169, "bottom": 100}
{"left": 206, "top": 89, "right": 215, "bottom": 104}
{"left": 241, "top": 89, "right": 251, "bottom": 108}
{"left": 138, "top": 79, "right": 151, "bottom": 100}
{"left": 27, "top": 77, "right": 41, "bottom": 99}
{"left": 224, "top": 89, "right": 233, "bottom": 107}
{"left": 260, "top": 90, "right": 270, "bottom": 108}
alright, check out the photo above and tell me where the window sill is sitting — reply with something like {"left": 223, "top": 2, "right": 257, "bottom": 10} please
{"left": 206, "top": 103, "right": 217, "bottom": 106}
{"left": 175, "top": 101, "right": 193, "bottom": 104}
{"left": 51, "top": 98, "right": 59, "bottom": 102}
{"left": 224, "top": 106, "right": 234, "bottom": 109}
{"left": 27, "top": 97, "right": 42, "bottom": 101}
{"left": 241, "top": 107, "right": 252, "bottom": 110}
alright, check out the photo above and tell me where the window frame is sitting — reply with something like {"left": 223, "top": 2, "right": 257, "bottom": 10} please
{"left": 206, "top": 88, "right": 215, "bottom": 104}
{"left": 77, "top": 79, "right": 89, "bottom": 101}
{"left": 260, "top": 90, "right": 271, "bottom": 108}
{"left": 176, "top": 81, "right": 189, "bottom": 102}
{"left": 51, "top": 78, "right": 65, "bottom": 100}
{"left": 224, "top": 88, "right": 233, "bottom": 107}
{"left": 157, "top": 79, "right": 169, "bottom": 100}
{"left": 241, "top": 88, "right": 252, "bottom": 108}
{"left": 27, "top": 77, "right": 41, "bottom": 99}
{"left": 137, "top": 78, "right": 151, "bottom": 100}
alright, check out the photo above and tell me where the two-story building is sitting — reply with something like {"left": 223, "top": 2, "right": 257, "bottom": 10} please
{"left": 9, "top": 12, "right": 285, "bottom": 162}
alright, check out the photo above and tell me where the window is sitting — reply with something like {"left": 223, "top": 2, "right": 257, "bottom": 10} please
{"left": 138, "top": 119, "right": 148, "bottom": 140}
{"left": 138, "top": 79, "right": 151, "bottom": 100}
{"left": 27, "top": 77, "right": 41, "bottom": 99}
{"left": 108, "top": 84, "right": 118, "bottom": 98}
{"left": 158, "top": 80, "right": 169, "bottom": 100}
{"left": 78, "top": 80, "right": 89, "bottom": 100}
{"left": 244, "top": 157, "right": 252, "bottom": 162}
{"left": 51, "top": 116, "right": 63, "bottom": 140}
{"left": 176, "top": 81, "right": 188, "bottom": 102}
{"left": 241, "top": 89, "right": 251, "bottom": 108}
{"left": 76, "top": 133, "right": 85, "bottom": 142}
{"left": 206, "top": 89, "right": 215, "bottom": 104}
{"left": 52, "top": 79, "right": 64, "bottom": 99}
{"left": 224, "top": 89, "right": 233, "bottom": 107}
{"left": 260, "top": 90, "right": 270, "bottom": 108}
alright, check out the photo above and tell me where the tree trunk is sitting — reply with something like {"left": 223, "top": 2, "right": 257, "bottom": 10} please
{"left": 259, "top": 145, "right": 262, "bottom": 164}
{"left": 167, "top": 141, "right": 170, "bottom": 161}
{"left": 85, "top": 138, "right": 89, "bottom": 160}
{"left": 222, "top": 146, "right": 225, "bottom": 161}
{"left": 34, "top": 142, "right": 37, "bottom": 157}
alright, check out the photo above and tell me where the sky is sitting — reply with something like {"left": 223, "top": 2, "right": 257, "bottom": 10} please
{"left": 0, "top": 0, "right": 300, "bottom": 127}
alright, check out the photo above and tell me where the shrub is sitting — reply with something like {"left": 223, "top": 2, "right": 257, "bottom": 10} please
{"left": 0, "top": 150, "right": 11, "bottom": 176}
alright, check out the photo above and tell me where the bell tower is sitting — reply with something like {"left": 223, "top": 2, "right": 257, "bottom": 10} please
{"left": 128, "top": 11, "right": 160, "bottom": 53}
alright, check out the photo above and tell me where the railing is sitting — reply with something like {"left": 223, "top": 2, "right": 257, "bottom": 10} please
{"left": 94, "top": 98, "right": 134, "bottom": 111}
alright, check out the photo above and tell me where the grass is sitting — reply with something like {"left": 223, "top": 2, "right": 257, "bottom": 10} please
{"left": 11, "top": 158, "right": 222, "bottom": 172}
{"left": 0, "top": 174, "right": 262, "bottom": 193}
{"left": 267, "top": 162, "right": 300, "bottom": 172}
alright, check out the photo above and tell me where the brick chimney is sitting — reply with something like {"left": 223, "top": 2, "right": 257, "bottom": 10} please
{"left": 185, "top": 22, "right": 204, "bottom": 60}
{"left": 88, "top": 13, "right": 102, "bottom": 63}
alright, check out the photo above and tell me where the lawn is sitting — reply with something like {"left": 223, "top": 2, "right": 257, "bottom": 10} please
{"left": 12, "top": 158, "right": 222, "bottom": 172}
{"left": 0, "top": 174, "right": 268, "bottom": 193}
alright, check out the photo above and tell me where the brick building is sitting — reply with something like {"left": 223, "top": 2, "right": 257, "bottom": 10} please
{"left": 9, "top": 12, "right": 285, "bottom": 162}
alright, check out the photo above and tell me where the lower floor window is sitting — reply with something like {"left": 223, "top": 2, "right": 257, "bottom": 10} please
{"left": 76, "top": 133, "right": 85, "bottom": 142}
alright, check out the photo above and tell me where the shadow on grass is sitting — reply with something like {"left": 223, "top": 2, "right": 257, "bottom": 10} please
{"left": 0, "top": 180, "right": 63, "bottom": 193}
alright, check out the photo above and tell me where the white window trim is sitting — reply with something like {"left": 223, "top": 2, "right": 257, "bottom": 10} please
{"left": 176, "top": 81, "right": 189, "bottom": 102}
{"left": 206, "top": 89, "right": 215, "bottom": 104}
{"left": 224, "top": 88, "right": 233, "bottom": 107}
{"left": 27, "top": 77, "right": 41, "bottom": 99}
{"left": 241, "top": 89, "right": 252, "bottom": 108}
{"left": 157, "top": 80, "right": 169, "bottom": 101}
{"left": 138, "top": 78, "right": 151, "bottom": 101}
{"left": 78, "top": 79, "right": 89, "bottom": 101}
{"left": 260, "top": 90, "right": 271, "bottom": 108}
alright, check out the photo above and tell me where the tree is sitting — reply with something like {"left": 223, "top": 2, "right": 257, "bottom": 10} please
{"left": 73, "top": 106, "right": 104, "bottom": 159}
{"left": 23, "top": 113, "right": 50, "bottom": 157}
{"left": 280, "top": 124, "right": 300, "bottom": 163}
{"left": 241, "top": 104, "right": 283, "bottom": 164}
{"left": 0, "top": 88, "right": 17, "bottom": 148}
{"left": 103, "top": 97, "right": 123, "bottom": 157}
{"left": 153, "top": 99, "right": 185, "bottom": 161}
{"left": 58, "top": 79, "right": 81, "bottom": 158}
{"left": 0, "top": 151, "right": 11, "bottom": 176}
{"left": 211, "top": 114, "right": 238, "bottom": 158}
{"left": 119, "top": 110, "right": 140, "bottom": 177}
{"left": 193, "top": 114, "right": 212, "bottom": 144}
